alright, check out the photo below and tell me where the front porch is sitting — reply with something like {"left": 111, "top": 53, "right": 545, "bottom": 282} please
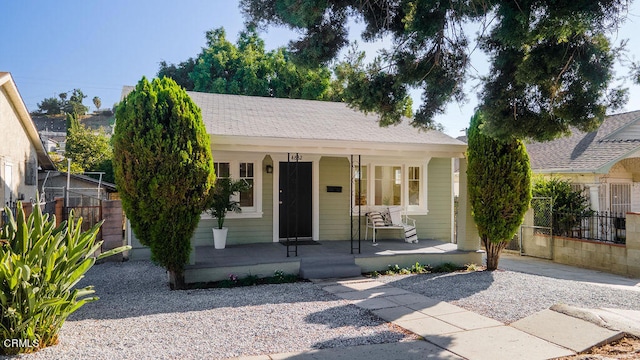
{"left": 184, "top": 239, "right": 484, "bottom": 283}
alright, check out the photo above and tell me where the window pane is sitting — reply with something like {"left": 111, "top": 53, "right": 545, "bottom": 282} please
{"left": 240, "top": 162, "right": 254, "bottom": 178}
{"left": 214, "top": 162, "right": 230, "bottom": 178}
{"left": 354, "top": 165, "right": 367, "bottom": 205}
{"left": 239, "top": 162, "right": 254, "bottom": 207}
{"left": 409, "top": 166, "right": 420, "bottom": 206}
{"left": 375, "top": 166, "right": 401, "bottom": 205}
{"left": 240, "top": 179, "right": 254, "bottom": 207}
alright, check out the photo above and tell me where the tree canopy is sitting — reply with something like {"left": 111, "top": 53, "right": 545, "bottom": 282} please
{"left": 241, "top": 0, "right": 630, "bottom": 141}
{"left": 64, "top": 124, "right": 113, "bottom": 179}
{"left": 34, "top": 88, "right": 90, "bottom": 116}
{"left": 159, "top": 27, "right": 339, "bottom": 101}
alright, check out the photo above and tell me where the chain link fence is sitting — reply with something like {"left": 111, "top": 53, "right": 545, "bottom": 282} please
{"left": 518, "top": 197, "right": 553, "bottom": 258}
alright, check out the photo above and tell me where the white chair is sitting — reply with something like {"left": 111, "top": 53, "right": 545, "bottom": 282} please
{"left": 388, "top": 206, "right": 418, "bottom": 243}
{"left": 365, "top": 207, "right": 418, "bottom": 244}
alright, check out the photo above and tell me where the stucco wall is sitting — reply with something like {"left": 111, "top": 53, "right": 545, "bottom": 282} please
{"left": 522, "top": 212, "right": 640, "bottom": 277}
{"left": 0, "top": 87, "right": 39, "bottom": 204}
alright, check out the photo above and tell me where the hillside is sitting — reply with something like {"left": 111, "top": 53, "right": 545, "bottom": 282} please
{"left": 33, "top": 113, "right": 114, "bottom": 134}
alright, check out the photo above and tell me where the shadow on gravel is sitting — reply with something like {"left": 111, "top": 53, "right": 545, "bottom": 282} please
{"left": 70, "top": 261, "right": 346, "bottom": 321}
{"left": 310, "top": 334, "right": 411, "bottom": 350}
{"left": 290, "top": 337, "right": 457, "bottom": 359}
{"left": 305, "top": 304, "right": 398, "bottom": 329}
{"left": 380, "top": 270, "right": 495, "bottom": 303}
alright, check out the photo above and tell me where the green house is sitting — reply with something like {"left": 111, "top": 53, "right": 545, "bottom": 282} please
{"left": 123, "top": 88, "right": 482, "bottom": 279}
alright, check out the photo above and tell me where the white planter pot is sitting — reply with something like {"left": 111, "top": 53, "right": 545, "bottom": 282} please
{"left": 212, "top": 227, "right": 228, "bottom": 249}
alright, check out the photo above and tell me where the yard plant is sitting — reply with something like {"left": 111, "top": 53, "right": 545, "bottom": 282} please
{"left": 467, "top": 111, "right": 532, "bottom": 270}
{"left": 207, "top": 177, "right": 251, "bottom": 230}
{"left": 532, "top": 177, "right": 593, "bottom": 236}
{"left": 113, "top": 77, "right": 215, "bottom": 289}
{"left": 0, "top": 202, "right": 129, "bottom": 355}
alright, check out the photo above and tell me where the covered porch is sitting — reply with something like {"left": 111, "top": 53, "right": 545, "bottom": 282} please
{"left": 184, "top": 238, "right": 483, "bottom": 283}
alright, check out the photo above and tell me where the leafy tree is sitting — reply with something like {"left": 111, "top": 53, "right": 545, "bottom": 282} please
{"left": 158, "top": 26, "right": 350, "bottom": 101}
{"left": 467, "top": 111, "right": 531, "bottom": 270}
{"left": 64, "top": 89, "right": 88, "bottom": 116}
{"left": 532, "top": 177, "right": 593, "bottom": 236}
{"left": 92, "top": 96, "right": 101, "bottom": 111}
{"left": 65, "top": 124, "right": 112, "bottom": 174}
{"left": 241, "top": 0, "right": 630, "bottom": 141}
{"left": 35, "top": 96, "right": 64, "bottom": 115}
{"left": 158, "top": 58, "right": 197, "bottom": 90}
{"left": 113, "top": 77, "right": 215, "bottom": 289}
{"left": 33, "top": 89, "right": 90, "bottom": 116}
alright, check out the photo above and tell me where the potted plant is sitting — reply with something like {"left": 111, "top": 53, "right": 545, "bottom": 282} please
{"left": 206, "top": 178, "right": 250, "bottom": 249}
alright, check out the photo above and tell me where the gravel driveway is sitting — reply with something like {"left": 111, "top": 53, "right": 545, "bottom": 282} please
{"left": 8, "top": 260, "right": 640, "bottom": 359}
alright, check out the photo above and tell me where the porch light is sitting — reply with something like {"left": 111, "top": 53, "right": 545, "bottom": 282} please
{"left": 266, "top": 164, "right": 273, "bottom": 174}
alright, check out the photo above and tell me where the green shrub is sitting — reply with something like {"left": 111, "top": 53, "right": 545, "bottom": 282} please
{"left": 0, "top": 202, "right": 129, "bottom": 355}
{"left": 467, "top": 111, "right": 531, "bottom": 270}
{"left": 532, "top": 177, "right": 593, "bottom": 236}
{"left": 113, "top": 77, "right": 215, "bottom": 289}
{"left": 432, "top": 262, "right": 463, "bottom": 273}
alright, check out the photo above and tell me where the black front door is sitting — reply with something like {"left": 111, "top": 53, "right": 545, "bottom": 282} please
{"left": 279, "top": 162, "right": 312, "bottom": 239}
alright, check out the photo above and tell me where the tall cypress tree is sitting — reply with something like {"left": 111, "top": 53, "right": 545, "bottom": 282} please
{"left": 467, "top": 111, "right": 531, "bottom": 270}
{"left": 113, "top": 77, "right": 215, "bottom": 288}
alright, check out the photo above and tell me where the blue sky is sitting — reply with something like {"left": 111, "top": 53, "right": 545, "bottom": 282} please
{"left": 2, "top": 1, "right": 639, "bottom": 137}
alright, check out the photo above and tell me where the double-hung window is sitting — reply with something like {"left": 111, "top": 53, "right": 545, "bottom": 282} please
{"left": 353, "top": 163, "right": 427, "bottom": 213}
{"left": 211, "top": 160, "right": 261, "bottom": 217}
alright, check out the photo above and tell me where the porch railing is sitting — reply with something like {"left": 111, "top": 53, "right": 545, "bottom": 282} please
{"left": 553, "top": 211, "right": 626, "bottom": 244}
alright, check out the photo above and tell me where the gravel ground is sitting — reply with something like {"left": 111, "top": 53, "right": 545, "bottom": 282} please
{"left": 6, "top": 260, "right": 640, "bottom": 359}
{"left": 8, "top": 261, "right": 414, "bottom": 360}
{"left": 375, "top": 270, "right": 640, "bottom": 324}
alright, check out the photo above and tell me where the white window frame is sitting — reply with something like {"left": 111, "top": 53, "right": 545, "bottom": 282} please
{"left": 202, "top": 156, "right": 264, "bottom": 220}
{"left": 352, "top": 159, "right": 429, "bottom": 215}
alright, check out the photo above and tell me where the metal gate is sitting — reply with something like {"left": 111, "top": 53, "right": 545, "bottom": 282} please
{"left": 519, "top": 197, "right": 553, "bottom": 259}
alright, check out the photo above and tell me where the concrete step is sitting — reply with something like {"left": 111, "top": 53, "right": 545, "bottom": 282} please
{"left": 299, "top": 255, "right": 362, "bottom": 279}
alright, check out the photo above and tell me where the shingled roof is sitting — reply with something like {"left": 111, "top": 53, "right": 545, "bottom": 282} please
{"left": 121, "top": 87, "right": 465, "bottom": 148}
{"left": 527, "top": 110, "right": 640, "bottom": 173}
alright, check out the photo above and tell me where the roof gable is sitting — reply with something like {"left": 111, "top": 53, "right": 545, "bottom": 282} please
{"left": 0, "top": 72, "right": 56, "bottom": 170}
{"left": 527, "top": 110, "right": 640, "bottom": 173}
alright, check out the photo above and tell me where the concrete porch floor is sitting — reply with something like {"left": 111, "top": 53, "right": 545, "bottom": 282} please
{"left": 184, "top": 239, "right": 484, "bottom": 283}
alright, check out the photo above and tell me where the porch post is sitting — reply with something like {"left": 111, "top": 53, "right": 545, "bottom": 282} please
{"left": 457, "top": 157, "right": 480, "bottom": 251}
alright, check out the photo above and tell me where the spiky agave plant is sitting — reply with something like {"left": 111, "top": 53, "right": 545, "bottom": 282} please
{"left": 0, "top": 202, "right": 129, "bottom": 355}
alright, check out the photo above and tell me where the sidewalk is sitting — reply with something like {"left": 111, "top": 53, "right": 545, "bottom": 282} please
{"left": 232, "top": 255, "right": 640, "bottom": 360}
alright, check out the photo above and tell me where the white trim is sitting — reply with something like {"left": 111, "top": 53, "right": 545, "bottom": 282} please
{"left": 212, "top": 135, "right": 466, "bottom": 158}
{"left": 208, "top": 153, "right": 264, "bottom": 218}
{"left": 351, "top": 158, "right": 431, "bottom": 215}
{"left": 451, "top": 158, "right": 455, "bottom": 243}
{"left": 271, "top": 153, "right": 320, "bottom": 242}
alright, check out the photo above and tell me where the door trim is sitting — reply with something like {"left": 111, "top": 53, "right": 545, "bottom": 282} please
{"left": 272, "top": 154, "right": 320, "bottom": 242}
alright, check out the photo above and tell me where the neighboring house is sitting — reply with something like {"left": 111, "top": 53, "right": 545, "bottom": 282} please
{"left": 0, "top": 72, "right": 56, "bottom": 207}
{"left": 122, "top": 87, "right": 479, "bottom": 256}
{"left": 40, "top": 171, "right": 117, "bottom": 202}
{"left": 527, "top": 110, "right": 640, "bottom": 215}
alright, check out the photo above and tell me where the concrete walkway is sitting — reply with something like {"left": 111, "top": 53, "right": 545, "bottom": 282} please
{"left": 232, "top": 254, "right": 640, "bottom": 360}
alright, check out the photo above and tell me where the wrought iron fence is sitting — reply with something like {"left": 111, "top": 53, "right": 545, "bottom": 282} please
{"left": 553, "top": 211, "right": 626, "bottom": 244}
